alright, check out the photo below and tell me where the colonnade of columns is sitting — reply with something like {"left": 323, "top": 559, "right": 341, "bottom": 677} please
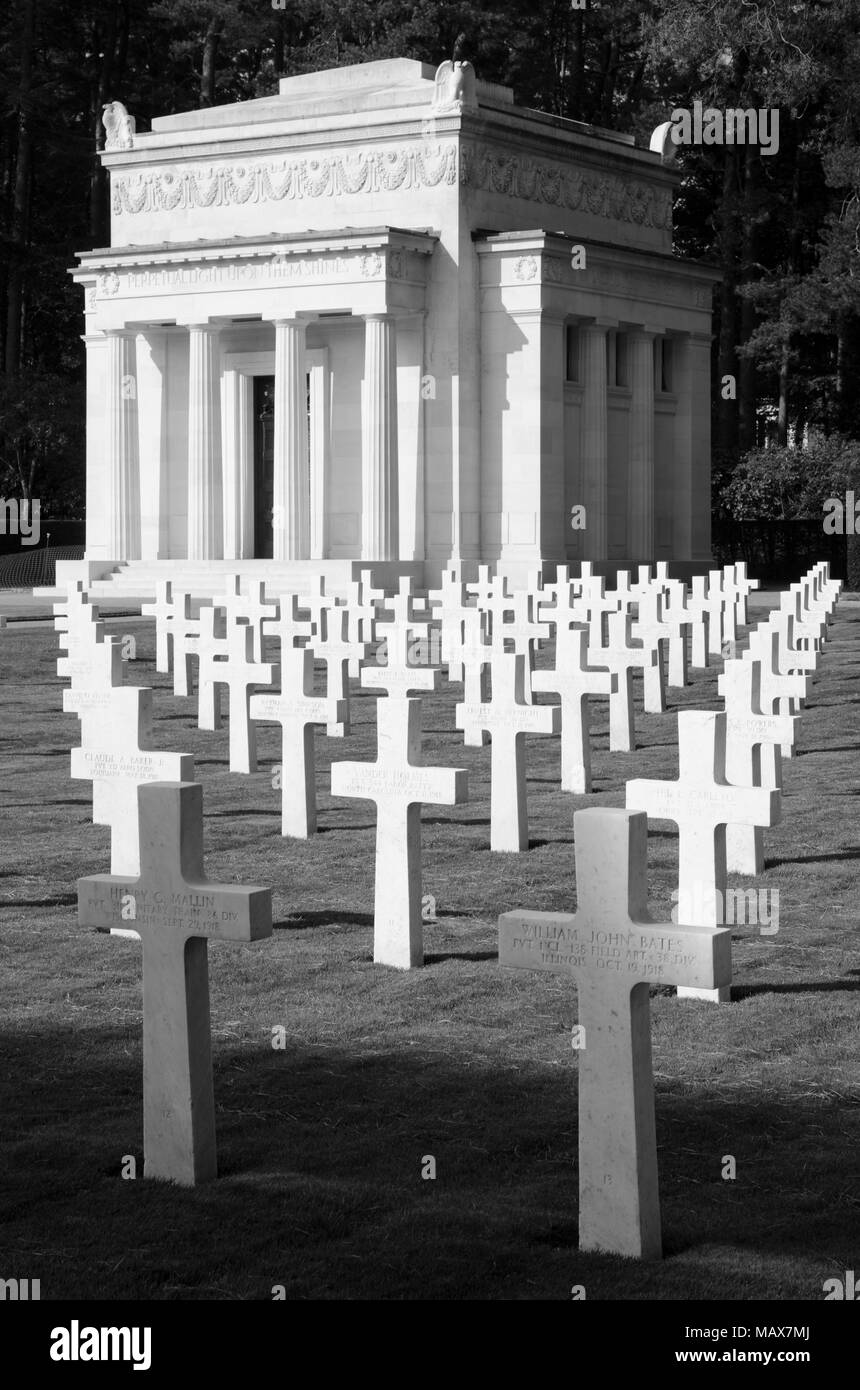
{"left": 100, "top": 312, "right": 401, "bottom": 563}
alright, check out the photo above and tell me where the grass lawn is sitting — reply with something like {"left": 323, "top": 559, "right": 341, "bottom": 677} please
{"left": 0, "top": 604, "right": 858, "bottom": 1301}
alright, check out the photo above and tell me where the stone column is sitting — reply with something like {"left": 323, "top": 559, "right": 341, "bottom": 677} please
{"left": 580, "top": 322, "right": 610, "bottom": 561}
{"left": 674, "top": 331, "right": 713, "bottom": 562}
{"left": 272, "top": 317, "right": 310, "bottom": 562}
{"left": 628, "top": 328, "right": 658, "bottom": 563}
{"left": 222, "top": 369, "right": 253, "bottom": 561}
{"left": 362, "top": 314, "right": 399, "bottom": 562}
{"left": 104, "top": 328, "right": 141, "bottom": 560}
{"left": 187, "top": 323, "right": 223, "bottom": 561}
{"left": 135, "top": 329, "right": 168, "bottom": 561}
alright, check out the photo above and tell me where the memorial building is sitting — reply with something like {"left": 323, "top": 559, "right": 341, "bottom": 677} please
{"left": 68, "top": 57, "right": 719, "bottom": 595}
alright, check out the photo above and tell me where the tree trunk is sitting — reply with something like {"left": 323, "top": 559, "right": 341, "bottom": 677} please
{"left": 738, "top": 146, "right": 760, "bottom": 453}
{"left": 715, "top": 145, "right": 741, "bottom": 457}
{"left": 5, "top": 0, "right": 36, "bottom": 379}
{"left": 776, "top": 342, "right": 789, "bottom": 447}
{"left": 201, "top": 17, "right": 224, "bottom": 107}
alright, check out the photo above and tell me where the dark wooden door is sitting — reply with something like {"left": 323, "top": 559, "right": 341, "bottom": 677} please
{"left": 253, "top": 375, "right": 275, "bottom": 559}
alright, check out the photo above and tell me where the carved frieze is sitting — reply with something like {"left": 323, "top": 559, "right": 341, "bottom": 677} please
{"left": 461, "top": 144, "right": 673, "bottom": 232}
{"left": 112, "top": 145, "right": 458, "bottom": 217}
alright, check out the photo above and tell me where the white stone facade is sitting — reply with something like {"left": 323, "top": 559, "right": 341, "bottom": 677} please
{"left": 71, "top": 58, "right": 719, "bottom": 588}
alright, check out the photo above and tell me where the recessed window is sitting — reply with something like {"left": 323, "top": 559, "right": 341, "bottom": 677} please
{"left": 565, "top": 324, "right": 580, "bottom": 382}
{"left": 659, "top": 337, "right": 673, "bottom": 392}
{"left": 614, "top": 331, "right": 629, "bottom": 387}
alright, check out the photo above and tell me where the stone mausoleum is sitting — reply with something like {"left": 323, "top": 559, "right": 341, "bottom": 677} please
{"left": 67, "top": 57, "right": 719, "bottom": 596}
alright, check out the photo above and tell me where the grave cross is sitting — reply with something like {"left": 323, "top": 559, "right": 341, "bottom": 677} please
{"left": 221, "top": 576, "right": 278, "bottom": 663}
{"left": 587, "top": 610, "right": 655, "bottom": 752}
{"left": 250, "top": 645, "right": 346, "bottom": 836}
{"left": 78, "top": 782, "right": 272, "bottom": 1185}
{"left": 363, "top": 579, "right": 440, "bottom": 698}
{"left": 265, "top": 592, "right": 316, "bottom": 654}
{"left": 69, "top": 684, "right": 194, "bottom": 875}
{"left": 343, "top": 575, "right": 381, "bottom": 675}
{"left": 466, "top": 564, "right": 498, "bottom": 613}
{"left": 54, "top": 583, "right": 100, "bottom": 654}
{"left": 718, "top": 658, "right": 796, "bottom": 872}
{"left": 629, "top": 592, "right": 669, "bottom": 714}
{"left": 759, "top": 611, "right": 817, "bottom": 675}
{"left": 499, "top": 808, "right": 731, "bottom": 1260}
{"left": 532, "top": 625, "right": 616, "bottom": 794}
{"left": 195, "top": 605, "right": 231, "bottom": 732}
{"left": 201, "top": 617, "right": 277, "bottom": 773}
{"left": 330, "top": 697, "right": 468, "bottom": 967}
{"left": 427, "top": 567, "right": 470, "bottom": 675}
{"left": 57, "top": 633, "right": 124, "bottom": 690}
{"left": 687, "top": 576, "right": 722, "bottom": 659}
{"left": 779, "top": 588, "right": 826, "bottom": 651}
{"left": 141, "top": 580, "right": 175, "bottom": 673}
{"left": 313, "top": 603, "right": 368, "bottom": 732}
{"left": 455, "top": 650, "right": 559, "bottom": 851}
{"left": 626, "top": 710, "right": 780, "bottom": 1000}
{"left": 171, "top": 594, "right": 218, "bottom": 699}
{"left": 636, "top": 589, "right": 690, "bottom": 690}
{"left": 743, "top": 626, "right": 808, "bottom": 721}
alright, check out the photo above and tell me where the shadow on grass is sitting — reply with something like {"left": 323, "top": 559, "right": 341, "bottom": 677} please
{"left": 0, "top": 1024, "right": 857, "bottom": 1300}
{"left": 733, "top": 978, "right": 860, "bottom": 998}
{"left": 766, "top": 849, "right": 860, "bottom": 867}
{"left": 273, "top": 910, "right": 374, "bottom": 931}
{"left": 425, "top": 951, "right": 497, "bottom": 964}
{"left": 0, "top": 893, "right": 78, "bottom": 908}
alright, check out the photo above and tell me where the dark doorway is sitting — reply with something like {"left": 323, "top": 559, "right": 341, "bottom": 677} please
{"left": 253, "top": 375, "right": 275, "bottom": 559}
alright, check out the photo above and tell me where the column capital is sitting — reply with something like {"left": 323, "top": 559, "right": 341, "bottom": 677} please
{"left": 186, "top": 321, "right": 222, "bottom": 335}
{"left": 580, "top": 317, "right": 618, "bottom": 335}
{"left": 625, "top": 323, "right": 664, "bottom": 340}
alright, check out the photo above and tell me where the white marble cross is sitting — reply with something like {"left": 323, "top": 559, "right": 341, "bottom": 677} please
{"left": 69, "top": 684, "right": 194, "bottom": 875}
{"left": 171, "top": 595, "right": 218, "bottom": 699}
{"left": 343, "top": 574, "right": 381, "bottom": 675}
{"left": 719, "top": 658, "right": 796, "bottom": 872}
{"left": 201, "top": 616, "right": 277, "bottom": 773}
{"left": 78, "top": 782, "right": 272, "bottom": 1185}
{"left": 639, "top": 586, "right": 692, "bottom": 688}
{"left": 758, "top": 610, "right": 818, "bottom": 675}
{"left": 265, "top": 592, "right": 316, "bottom": 653}
{"left": 54, "top": 582, "right": 99, "bottom": 653}
{"left": 587, "top": 610, "right": 655, "bottom": 752}
{"left": 630, "top": 591, "right": 669, "bottom": 713}
{"left": 250, "top": 645, "right": 345, "bottom": 836}
{"left": 466, "top": 563, "right": 497, "bottom": 613}
{"left": 330, "top": 697, "right": 468, "bottom": 967}
{"left": 499, "top": 807, "right": 731, "bottom": 1259}
{"left": 710, "top": 569, "right": 738, "bottom": 651}
{"left": 195, "top": 605, "right": 230, "bottom": 732}
{"left": 313, "top": 603, "right": 367, "bottom": 731}
{"left": 626, "top": 710, "right": 780, "bottom": 1001}
{"left": 581, "top": 581, "right": 623, "bottom": 650}
{"left": 427, "top": 566, "right": 469, "bottom": 673}
{"left": 57, "top": 632, "right": 124, "bottom": 690}
{"left": 363, "top": 578, "right": 439, "bottom": 698}
{"left": 456, "top": 650, "right": 559, "bottom": 851}
{"left": 141, "top": 580, "right": 175, "bottom": 673}
{"left": 743, "top": 626, "right": 808, "bottom": 721}
{"left": 221, "top": 575, "right": 278, "bottom": 663}
{"left": 532, "top": 624, "right": 616, "bottom": 793}
{"left": 688, "top": 575, "right": 723, "bottom": 659}
{"left": 779, "top": 586, "right": 826, "bottom": 650}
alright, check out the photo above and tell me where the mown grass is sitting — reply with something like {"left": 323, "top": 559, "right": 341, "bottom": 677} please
{"left": 0, "top": 605, "right": 858, "bottom": 1300}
